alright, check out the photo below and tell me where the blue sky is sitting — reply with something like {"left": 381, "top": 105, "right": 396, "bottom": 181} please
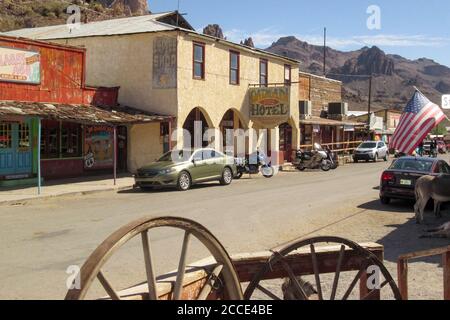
{"left": 149, "top": 0, "right": 450, "bottom": 67}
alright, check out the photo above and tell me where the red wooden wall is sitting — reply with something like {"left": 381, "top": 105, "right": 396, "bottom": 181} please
{"left": 0, "top": 35, "right": 118, "bottom": 106}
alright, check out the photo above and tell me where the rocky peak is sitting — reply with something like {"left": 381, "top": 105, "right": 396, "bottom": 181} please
{"left": 105, "top": 0, "right": 149, "bottom": 15}
{"left": 339, "top": 46, "right": 395, "bottom": 76}
{"left": 202, "top": 24, "right": 225, "bottom": 39}
{"left": 240, "top": 37, "right": 255, "bottom": 48}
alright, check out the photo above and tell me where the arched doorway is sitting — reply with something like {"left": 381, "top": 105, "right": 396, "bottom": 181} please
{"left": 182, "top": 107, "right": 212, "bottom": 148}
{"left": 279, "top": 122, "right": 293, "bottom": 162}
{"left": 219, "top": 109, "right": 246, "bottom": 154}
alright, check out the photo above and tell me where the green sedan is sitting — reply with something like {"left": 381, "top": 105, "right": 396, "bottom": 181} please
{"left": 134, "top": 148, "right": 238, "bottom": 191}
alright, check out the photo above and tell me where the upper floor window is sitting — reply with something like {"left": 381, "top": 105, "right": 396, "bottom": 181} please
{"left": 193, "top": 42, "right": 205, "bottom": 79}
{"left": 230, "top": 51, "right": 240, "bottom": 85}
{"left": 284, "top": 64, "right": 292, "bottom": 86}
{"left": 260, "top": 59, "right": 268, "bottom": 87}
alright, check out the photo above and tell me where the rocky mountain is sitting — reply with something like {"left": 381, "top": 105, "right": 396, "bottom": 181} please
{"left": 203, "top": 24, "right": 225, "bottom": 39}
{"left": 0, "top": 0, "right": 150, "bottom": 32}
{"left": 267, "top": 36, "right": 450, "bottom": 112}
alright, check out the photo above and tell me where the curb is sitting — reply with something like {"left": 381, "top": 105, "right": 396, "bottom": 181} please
{"left": 0, "top": 184, "right": 135, "bottom": 206}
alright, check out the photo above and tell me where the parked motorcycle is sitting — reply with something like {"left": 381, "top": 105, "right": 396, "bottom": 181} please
{"left": 324, "top": 146, "right": 338, "bottom": 170}
{"left": 293, "top": 143, "right": 332, "bottom": 172}
{"left": 234, "top": 151, "right": 274, "bottom": 179}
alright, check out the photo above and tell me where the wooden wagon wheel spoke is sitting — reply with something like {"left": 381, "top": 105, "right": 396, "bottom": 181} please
{"left": 341, "top": 259, "right": 370, "bottom": 300}
{"left": 330, "top": 245, "right": 346, "bottom": 300}
{"left": 173, "top": 231, "right": 191, "bottom": 300}
{"left": 97, "top": 270, "right": 121, "bottom": 300}
{"left": 255, "top": 285, "right": 282, "bottom": 300}
{"left": 279, "top": 258, "right": 308, "bottom": 300}
{"left": 310, "top": 244, "right": 323, "bottom": 300}
{"left": 197, "top": 264, "right": 224, "bottom": 300}
{"left": 141, "top": 230, "right": 158, "bottom": 300}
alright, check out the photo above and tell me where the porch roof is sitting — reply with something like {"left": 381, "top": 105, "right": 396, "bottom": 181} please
{"left": 0, "top": 101, "right": 173, "bottom": 125}
{"left": 299, "top": 116, "right": 364, "bottom": 127}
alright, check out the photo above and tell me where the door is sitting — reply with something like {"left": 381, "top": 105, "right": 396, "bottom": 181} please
{"left": 0, "top": 122, "right": 14, "bottom": 176}
{"left": 117, "top": 126, "right": 127, "bottom": 172}
{"left": 0, "top": 121, "right": 32, "bottom": 177}
{"left": 279, "top": 123, "right": 293, "bottom": 162}
{"left": 189, "top": 150, "right": 209, "bottom": 181}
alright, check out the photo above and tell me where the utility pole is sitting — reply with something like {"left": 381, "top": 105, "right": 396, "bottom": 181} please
{"left": 323, "top": 27, "right": 327, "bottom": 76}
{"left": 367, "top": 74, "right": 373, "bottom": 139}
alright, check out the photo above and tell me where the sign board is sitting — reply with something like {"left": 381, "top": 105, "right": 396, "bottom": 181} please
{"left": 344, "top": 125, "right": 355, "bottom": 132}
{"left": 249, "top": 87, "right": 290, "bottom": 121}
{"left": 0, "top": 47, "right": 40, "bottom": 84}
{"left": 84, "top": 126, "right": 114, "bottom": 169}
{"left": 442, "top": 95, "right": 450, "bottom": 110}
{"left": 153, "top": 37, "right": 177, "bottom": 89}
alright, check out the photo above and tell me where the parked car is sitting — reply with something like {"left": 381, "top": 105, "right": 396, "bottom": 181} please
{"left": 353, "top": 141, "right": 389, "bottom": 163}
{"left": 134, "top": 148, "right": 237, "bottom": 191}
{"left": 379, "top": 156, "right": 450, "bottom": 204}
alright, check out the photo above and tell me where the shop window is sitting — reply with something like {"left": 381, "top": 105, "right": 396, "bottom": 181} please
{"left": 18, "top": 123, "right": 30, "bottom": 149}
{"left": 284, "top": 64, "right": 291, "bottom": 86}
{"left": 61, "top": 123, "right": 82, "bottom": 158}
{"left": 230, "top": 51, "right": 240, "bottom": 85}
{"left": 0, "top": 123, "right": 12, "bottom": 149}
{"left": 260, "top": 59, "right": 268, "bottom": 87}
{"left": 41, "top": 121, "right": 82, "bottom": 159}
{"left": 193, "top": 42, "right": 205, "bottom": 79}
{"left": 41, "top": 120, "right": 60, "bottom": 159}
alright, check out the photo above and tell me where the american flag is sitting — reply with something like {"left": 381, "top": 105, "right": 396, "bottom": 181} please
{"left": 390, "top": 90, "right": 446, "bottom": 155}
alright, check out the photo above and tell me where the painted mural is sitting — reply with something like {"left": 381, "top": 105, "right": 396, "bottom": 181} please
{"left": 0, "top": 47, "right": 40, "bottom": 84}
{"left": 84, "top": 126, "right": 114, "bottom": 169}
{"left": 153, "top": 37, "right": 177, "bottom": 89}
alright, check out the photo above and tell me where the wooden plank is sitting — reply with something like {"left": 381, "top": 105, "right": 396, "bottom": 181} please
{"left": 397, "top": 259, "right": 408, "bottom": 300}
{"left": 399, "top": 246, "right": 450, "bottom": 261}
{"left": 444, "top": 252, "right": 450, "bottom": 301}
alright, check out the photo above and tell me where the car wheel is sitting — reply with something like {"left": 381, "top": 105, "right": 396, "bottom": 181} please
{"left": 177, "top": 171, "right": 192, "bottom": 191}
{"left": 374, "top": 153, "right": 378, "bottom": 162}
{"left": 384, "top": 153, "right": 388, "bottom": 162}
{"left": 353, "top": 158, "right": 359, "bottom": 163}
{"left": 220, "top": 167, "right": 233, "bottom": 185}
{"left": 380, "top": 196, "right": 391, "bottom": 205}
{"left": 140, "top": 186, "right": 153, "bottom": 192}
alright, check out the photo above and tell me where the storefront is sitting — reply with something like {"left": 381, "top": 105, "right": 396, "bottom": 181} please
{"left": 0, "top": 101, "right": 173, "bottom": 187}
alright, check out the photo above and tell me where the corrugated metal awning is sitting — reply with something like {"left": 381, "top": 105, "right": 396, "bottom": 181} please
{"left": 0, "top": 101, "right": 173, "bottom": 125}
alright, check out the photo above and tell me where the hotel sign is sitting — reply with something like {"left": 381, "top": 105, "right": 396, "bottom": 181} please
{"left": 249, "top": 87, "right": 290, "bottom": 120}
{"left": 0, "top": 47, "right": 40, "bottom": 84}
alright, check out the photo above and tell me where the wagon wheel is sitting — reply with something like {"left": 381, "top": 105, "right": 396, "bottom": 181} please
{"left": 65, "top": 217, "right": 243, "bottom": 300}
{"left": 244, "top": 236, "right": 402, "bottom": 300}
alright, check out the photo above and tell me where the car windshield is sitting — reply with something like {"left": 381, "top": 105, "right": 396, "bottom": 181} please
{"left": 390, "top": 159, "right": 434, "bottom": 172}
{"left": 158, "top": 150, "right": 189, "bottom": 162}
{"left": 359, "top": 142, "right": 377, "bottom": 149}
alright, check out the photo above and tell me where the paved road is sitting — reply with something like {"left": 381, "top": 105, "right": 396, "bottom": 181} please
{"left": 0, "top": 160, "right": 448, "bottom": 299}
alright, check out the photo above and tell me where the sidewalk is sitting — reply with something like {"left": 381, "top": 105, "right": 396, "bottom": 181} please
{"left": 0, "top": 174, "right": 135, "bottom": 205}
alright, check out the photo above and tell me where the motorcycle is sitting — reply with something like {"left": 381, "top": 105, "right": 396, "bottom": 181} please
{"left": 234, "top": 151, "right": 274, "bottom": 179}
{"left": 324, "top": 146, "right": 338, "bottom": 170}
{"left": 293, "top": 143, "right": 332, "bottom": 172}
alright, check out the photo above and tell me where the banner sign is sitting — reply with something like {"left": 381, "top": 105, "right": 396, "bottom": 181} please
{"left": 84, "top": 126, "right": 114, "bottom": 169}
{"left": 249, "top": 87, "right": 290, "bottom": 120}
{"left": 0, "top": 47, "right": 40, "bottom": 84}
{"left": 153, "top": 37, "right": 177, "bottom": 89}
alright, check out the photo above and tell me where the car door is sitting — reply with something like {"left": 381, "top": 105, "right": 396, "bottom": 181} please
{"left": 378, "top": 142, "right": 387, "bottom": 157}
{"left": 189, "top": 150, "right": 209, "bottom": 181}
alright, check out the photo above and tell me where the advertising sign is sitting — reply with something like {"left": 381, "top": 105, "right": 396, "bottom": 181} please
{"left": 249, "top": 87, "right": 290, "bottom": 121}
{"left": 84, "top": 126, "right": 114, "bottom": 169}
{"left": 153, "top": 37, "right": 177, "bottom": 89}
{"left": 0, "top": 47, "right": 40, "bottom": 84}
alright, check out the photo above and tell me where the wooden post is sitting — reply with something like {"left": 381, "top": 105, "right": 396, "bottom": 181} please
{"left": 444, "top": 252, "right": 450, "bottom": 300}
{"left": 113, "top": 126, "right": 117, "bottom": 186}
{"left": 397, "top": 258, "right": 408, "bottom": 300}
{"left": 37, "top": 118, "right": 42, "bottom": 195}
{"left": 359, "top": 251, "right": 382, "bottom": 300}
{"left": 168, "top": 119, "right": 173, "bottom": 151}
